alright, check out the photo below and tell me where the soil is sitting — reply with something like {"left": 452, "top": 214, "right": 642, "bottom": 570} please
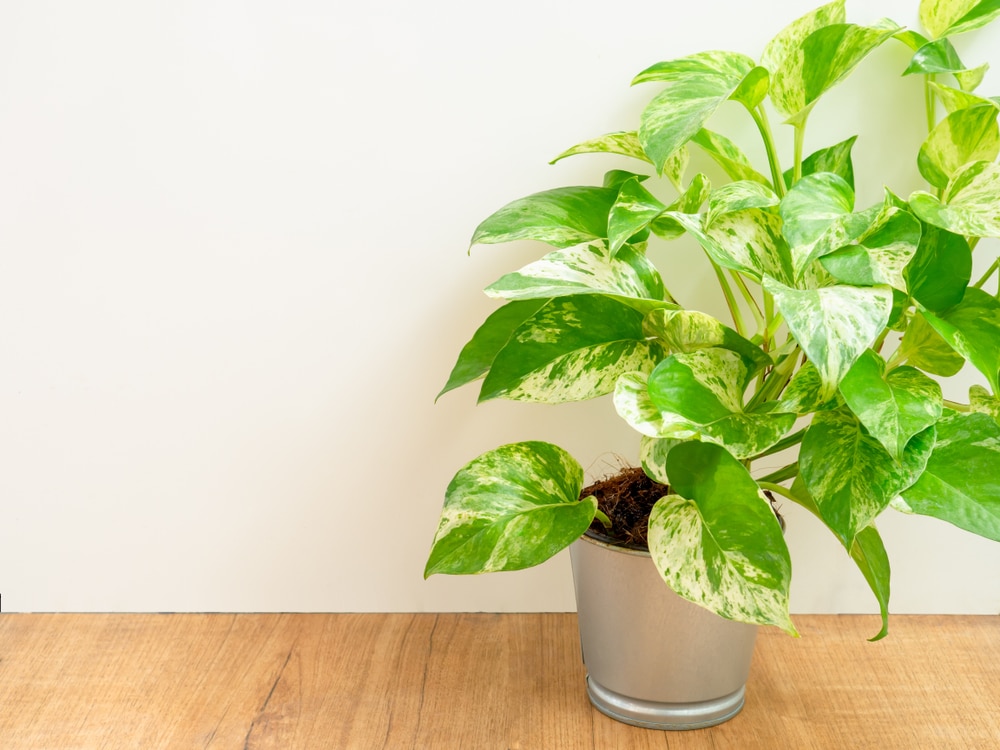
{"left": 581, "top": 466, "right": 669, "bottom": 550}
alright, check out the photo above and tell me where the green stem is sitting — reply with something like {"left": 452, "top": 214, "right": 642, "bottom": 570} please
{"left": 973, "top": 257, "right": 999, "bottom": 290}
{"left": 924, "top": 73, "right": 937, "bottom": 136}
{"left": 730, "top": 270, "right": 765, "bottom": 333}
{"left": 793, "top": 121, "right": 806, "bottom": 185}
{"left": 748, "top": 345, "right": 800, "bottom": 409}
{"left": 593, "top": 509, "right": 612, "bottom": 530}
{"left": 758, "top": 479, "right": 802, "bottom": 503}
{"left": 713, "top": 263, "right": 747, "bottom": 336}
{"left": 751, "top": 429, "right": 806, "bottom": 461}
{"left": 751, "top": 105, "right": 786, "bottom": 197}
{"left": 943, "top": 399, "right": 972, "bottom": 413}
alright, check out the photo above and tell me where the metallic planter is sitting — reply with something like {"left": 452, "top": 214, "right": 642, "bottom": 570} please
{"left": 569, "top": 531, "right": 758, "bottom": 730}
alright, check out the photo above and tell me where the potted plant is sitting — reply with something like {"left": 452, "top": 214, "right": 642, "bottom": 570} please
{"left": 425, "top": 0, "right": 1000, "bottom": 730}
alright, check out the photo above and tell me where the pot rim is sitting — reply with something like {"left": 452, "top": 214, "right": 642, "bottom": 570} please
{"left": 580, "top": 528, "right": 651, "bottom": 558}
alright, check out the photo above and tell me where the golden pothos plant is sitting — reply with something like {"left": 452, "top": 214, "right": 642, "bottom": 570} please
{"left": 425, "top": 0, "right": 1000, "bottom": 639}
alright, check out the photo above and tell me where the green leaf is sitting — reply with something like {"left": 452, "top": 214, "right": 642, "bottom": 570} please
{"left": 471, "top": 186, "right": 616, "bottom": 249}
{"left": 707, "top": 181, "right": 780, "bottom": 225}
{"left": 839, "top": 350, "right": 944, "bottom": 461}
{"left": 761, "top": 0, "right": 847, "bottom": 75}
{"left": 789, "top": 476, "right": 891, "bottom": 640}
{"left": 850, "top": 525, "right": 892, "bottom": 640}
{"left": 800, "top": 406, "right": 935, "bottom": 545}
{"left": 729, "top": 66, "right": 770, "bottom": 109}
{"left": 778, "top": 361, "right": 837, "bottom": 414}
{"left": 920, "top": 0, "right": 1000, "bottom": 38}
{"left": 648, "top": 442, "right": 796, "bottom": 634}
{"left": 917, "top": 105, "right": 1000, "bottom": 189}
{"left": 910, "top": 160, "right": 1000, "bottom": 238}
{"left": 955, "top": 62, "right": 990, "bottom": 92}
{"left": 782, "top": 135, "right": 858, "bottom": 191}
{"left": 614, "top": 372, "right": 697, "bottom": 439}
{"left": 649, "top": 173, "right": 712, "bottom": 240}
{"left": 663, "top": 146, "right": 690, "bottom": 191}
{"left": 550, "top": 131, "right": 652, "bottom": 165}
{"left": 639, "top": 435, "right": 687, "bottom": 485}
{"left": 904, "top": 224, "right": 972, "bottom": 312}
{"left": 896, "top": 312, "right": 966, "bottom": 376}
{"left": 646, "top": 349, "right": 796, "bottom": 458}
{"left": 608, "top": 178, "right": 667, "bottom": 255}
{"left": 690, "top": 128, "right": 772, "bottom": 186}
{"left": 602, "top": 169, "right": 650, "bottom": 191}
{"left": 481, "top": 296, "right": 666, "bottom": 403}
{"left": 780, "top": 172, "right": 855, "bottom": 248}
{"left": 819, "top": 207, "right": 922, "bottom": 291}
{"left": 903, "top": 37, "right": 966, "bottom": 75}
{"left": 770, "top": 22, "right": 900, "bottom": 124}
{"left": 485, "top": 242, "right": 666, "bottom": 303}
{"left": 634, "top": 50, "right": 758, "bottom": 172}
{"left": 899, "top": 411, "right": 1000, "bottom": 541}
{"left": 969, "top": 384, "right": 1000, "bottom": 423}
{"left": 765, "top": 278, "right": 894, "bottom": 400}
{"left": 667, "top": 208, "right": 793, "bottom": 284}
{"left": 643, "top": 308, "right": 772, "bottom": 370}
{"left": 424, "top": 442, "right": 593, "bottom": 576}
{"left": 438, "top": 299, "right": 549, "bottom": 400}
{"left": 929, "top": 81, "right": 1000, "bottom": 113}
{"left": 922, "top": 287, "right": 1000, "bottom": 392}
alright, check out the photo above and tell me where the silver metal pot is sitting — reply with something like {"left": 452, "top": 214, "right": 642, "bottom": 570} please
{"left": 569, "top": 531, "right": 758, "bottom": 730}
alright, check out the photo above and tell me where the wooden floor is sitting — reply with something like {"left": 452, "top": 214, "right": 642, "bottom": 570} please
{"left": 0, "top": 613, "right": 997, "bottom": 748}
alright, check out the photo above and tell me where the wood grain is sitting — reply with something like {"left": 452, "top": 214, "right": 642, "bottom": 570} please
{"left": 0, "top": 613, "right": 997, "bottom": 748}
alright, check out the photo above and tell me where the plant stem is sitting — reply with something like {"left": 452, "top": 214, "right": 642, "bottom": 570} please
{"left": 924, "top": 73, "right": 937, "bottom": 136}
{"left": 758, "top": 480, "right": 802, "bottom": 504}
{"left": 751, "top": 105, "right": 786, "bottom": 197}
{"left": 730, "top": 270, "right": 765, "bottom": 332}
{"left": 943, "top": 399, "right": 973, "bottom": 413}
{"left": 973, "top": 257, "right": 999, "bottom": 290}
{"left": 593, "top": 509, "right": 612, "bottom": 530}
{"left": 713, "top": 263, "right": 747, "bottom": 336}
{"left": 751, "top": 428, "right": 806, "bottom": 460}
{"left": 793, "top": 121, "right": 806, "bottom": 185}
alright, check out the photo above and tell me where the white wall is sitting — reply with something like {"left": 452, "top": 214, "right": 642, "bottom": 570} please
{"left": 1, "top": 0, "right": 998, "bottom": 615}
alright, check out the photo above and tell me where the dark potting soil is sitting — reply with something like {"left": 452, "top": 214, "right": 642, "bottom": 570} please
{"left": 581, "top": 466, "right": 668, "bottom": 551}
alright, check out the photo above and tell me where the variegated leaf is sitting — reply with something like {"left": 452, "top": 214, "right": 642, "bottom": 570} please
{"left": 485, "top": 242, "right": 665, "bottom": 303}
{"left": 643, "top": 308, "right": 772, "bottom": 370}
{"left": 900, "top": 411, "right": 1000, "bottom": 541}
{"left": 920, "top": 0, "right": 1000, "bottom": 38}
{"left": 895, "top": 312, "right": 966, "bottom": 376}
{"left": 707, "top": 181, "right": 780, "bottom": 226}
{"left": 730, "top": 66, "right": 770, "bottom": 109}
{"left": 634, "top": 50, "right": 758, "bottom": 172}
{"left": 424, "top": 442, "right": 593, "bottom": 576}
{"left": 778, "top": 360, "right": 837, "bottom": 414}
{"left": 481, "top": 295, "right": 666, "bottom": 403}
{"left": 780, "top": 172, "right": 855, "bottom": 249}
{"left": 614, "top": 372, "right": 697, "bottom": 438}
{"left": 765, "top": 278, "right": 893, "bottom": 400}
{"left": 839, "top": 350, "right": 944, "bottom": 461}
{"left": 602, "top": 169, "right": 651, "bottom": 190}
{"left": 639, "top": 435, "right": 688, "bottom": 485}
{"left": 550, "top": 131, "right": 652, "bottom": 165}
{"left": 903, "top": 223, "right": 972, "bottom": 312}
{"left": 439, "top": 299, "right": 549, "bottom": 400}
{"left": 800, "top": 406, "right": 935, "bottom": 545}
{"left": 608, "top": 178, "right": 667, "bottom": 255}
{"left": 647, "top": 349, "right": 796, "bottom": 458}
{"left": 820, "top": 207, "right": 922, "bottom": 291}
{"left": 969, "top": 384, "right": 1000, "bottom": 423}
{"left": 770, "top": 21, "right": 899, "bottom": 124}
{"left": 903, "top": 37, "right": 966, "bottom": 75}
{"left": 761, "top": 0, "right": 846, "bottom": 75}
{"left": 956, "top": 62, "right": 990, "bottom": 92}
{"left": 650, "top": 173, "right": 712, "bottom": 240}
{"left": 910, "top": 160, "right": 1000, "bottom": 238}
{"left": 649, "top": 441, "right": 796, "bottom": 634}
{"left": 471, "top": 186, "right": 616, "bottom": 249}
{"left": 788, "top": 475, "right": 891, "bottom": 640}
{"left": 663, "top": 146, "right": 690, "bottom": 191}
{"left": 930, "top": 81, "right": 1000, "bottom": 113}
{"left": 782, "top": 135, "right": 858, "bottom": 191}
{"left": 690, "top": 128, "right": 772, "bottom": 186}
{"left": 668, "top": 208, "right": 793, "bottom": 284}
{"left": 918, "top": 105, "right": 1000, "bottom": 188}
{"left": 922, "top": 287, "right": 1000, "bottom": 392}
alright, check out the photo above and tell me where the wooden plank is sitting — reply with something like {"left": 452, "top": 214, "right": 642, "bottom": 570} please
{"left": 0, "top": 613, "right": 997, "bottom": 748}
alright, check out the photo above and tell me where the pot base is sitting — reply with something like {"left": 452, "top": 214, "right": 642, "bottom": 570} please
{"left": 585, "top": 673, "right": 746, "bottom": 730}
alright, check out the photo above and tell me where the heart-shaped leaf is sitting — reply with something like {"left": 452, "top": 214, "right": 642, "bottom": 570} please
{"left": 634, "top": 50, "right": 758, "bottom": 171}
{"left": 800, "top": 406, "right": 935, "bottom": 545}
{"left": 895, "top": 312, "right": 966, "bottom": 377}
{"left": 765, "top": 278, "right": 894, "bottom": 400}
{"left": 486, "top": 242, "right": 666, "bottom": 304}
{"left": 648, "top": 441, "right": 796, "bottom": 634}
{"left": 904, "top": 37, "right": 966, "bottom": 75}
{"left": 472, "top": 186, "right": 617, "bottom": 249}
{"left": 839, "top": 350, "right": 944, "bottom": 461}
{"left": 903, "top": 223, "right": 972, "bottom": 312}
{"left": 481, "top": 295, "right": 666, "bottom": 403}
{"left": 899, "top": 411, "right": 1000, "bottom": 541}
{"left": 782, "top": 135, "right": 858, "bottom": 191}
{"left": 643, "top": 308, "right": 772, "bottom": 370}
{"left": 910, "top": 160, "right": 1000, "bottom": 238}
{"left": 608, "top": 178, "right": 668, "bottom": 255}
{"left": 920, "top": 0, "right": 1000, "bottom": 38}
{"left": 918, "top": 105, "right": 1000, "bottom": 188}
{"left": 761, "top": 0, "right": 847, "bottom": 76}
{"left": 614, "top": 372, "right": 698, "bottom": 438}
{"left": 425, "top": 442, "right": 593, "bottom": 576}
{"left": 820, "top": 207, "right": 922, "bottom": 291}
{"left": 969, "top": 384, "right": 1000, "bottom": 423}
{"left": 922, "top": 287, "right": 1000, "bottom": 392}
{"left": 439, "top": 299, "right": 549, "bottom": 399}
